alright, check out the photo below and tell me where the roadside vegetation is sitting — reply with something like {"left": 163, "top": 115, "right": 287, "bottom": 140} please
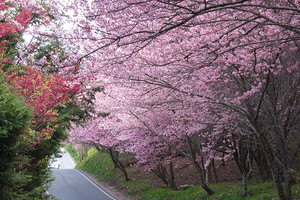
{"left": 0, "top": 2, "right": 93, "bottom": 198}
{"left": 64, "top": 143, "right": 80, "bottom": 163}
{"left": 65, "top": 145, "right": 300, "bottom": 200}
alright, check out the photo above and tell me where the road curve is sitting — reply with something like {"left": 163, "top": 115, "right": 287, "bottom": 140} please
{"left": 48, "top": 149, "right": 122, "bottom": 200}
{"left": 48, "top": 169, "right": 119, "bottom": 200}
{"left": 58, "top": 149, "right": 76, "bottom": 169}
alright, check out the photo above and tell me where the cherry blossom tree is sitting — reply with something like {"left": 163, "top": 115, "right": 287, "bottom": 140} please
{"left": 43, "top": 0, "right": 300, "bottom": 198}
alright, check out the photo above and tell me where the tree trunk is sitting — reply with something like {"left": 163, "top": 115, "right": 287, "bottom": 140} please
{"left": 205, "top": 163, "right": 212, "bottom": 185}
{"left": 152, "top": 163, "right": 176, "bottom": 190}
{"left": 260, "top": 135, "right": 287, "bottom": 199}
{"left": 185, "top": 135, "right": 214, "bottom": 195}
{"left": 212, "top": 159, "right": 218, "bottom": 183}
{"left": 283, "top": 167, "right": 292, "bottom": 200}
{"left": 242, "top": 173, "right": 248, "bottom": 197}
{"left": 271, "top": 165, "right": 286, "bottom": 200}
{"left": 276, "top": 134, "right": 292, "bottom": 200}
{"left": 108, "top": 148, "right": 130, "bottom": 181}
{"left": 95, "top": 146, "right": 130, "bottom": 181}
{"left": 168, "top": 161, "right": 176, "bottom": 190}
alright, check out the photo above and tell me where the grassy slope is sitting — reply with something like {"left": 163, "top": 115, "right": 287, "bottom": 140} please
{"left": 64, "top": 143, "right": 79, "bottom": 162}
{"left": 65, "top": 146, "right": 300, "bottom": 200}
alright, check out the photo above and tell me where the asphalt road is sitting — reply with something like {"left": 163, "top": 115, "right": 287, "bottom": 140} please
{"left": 57, "top": 148, "right": 76, "bottom": 169}
{"left": 48, "top": 149, "right": 121, "bottom": 200}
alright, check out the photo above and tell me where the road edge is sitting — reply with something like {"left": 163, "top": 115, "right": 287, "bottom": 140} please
{"left": 75, "top": 169, "right": 130, "bottom": 200}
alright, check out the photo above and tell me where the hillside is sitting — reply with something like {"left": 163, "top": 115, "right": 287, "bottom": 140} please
{"left": 65, "top": 144, "right": 300, "bottom": 200}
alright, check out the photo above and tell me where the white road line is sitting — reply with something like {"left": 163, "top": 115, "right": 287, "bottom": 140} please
{"left": 74, "top": 169, "right": 117, "bottom": 200}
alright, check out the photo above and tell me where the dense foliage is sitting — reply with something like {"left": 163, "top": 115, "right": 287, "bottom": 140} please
{"left": 0, "top": 1, "right": 85, "bottom": 198}
{"left": 0, "top": 83, "right": 32, "bottom": 199}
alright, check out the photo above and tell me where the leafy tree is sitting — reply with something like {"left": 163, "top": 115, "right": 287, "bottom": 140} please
{"left": 0, "top": 83, "right": 32, "bottom": 199}
{"left": 0, "top": 1, "right": 87, "bottom": 198}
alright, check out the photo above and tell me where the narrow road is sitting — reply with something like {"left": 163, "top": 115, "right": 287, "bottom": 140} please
{"left": 57, "top": 148, "right": 76, "bottom": 169}
{"left": 48, "top": 149, "right": 121, "bottom": 200}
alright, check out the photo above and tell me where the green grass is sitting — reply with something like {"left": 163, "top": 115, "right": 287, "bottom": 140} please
{"left": 64, "top": 143, "right": 79, "bottom": 162}
{"left": 65, "top": 144, "right": 300, "bottom": 200}
{"left": 140, "top": 181, "right": 300, "bottom": 200}
{"left": 75, "top": 147, "right": 115, "bottom": 181}
{"left": 139, "top": 182, "right": 275, "bottom": 200}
